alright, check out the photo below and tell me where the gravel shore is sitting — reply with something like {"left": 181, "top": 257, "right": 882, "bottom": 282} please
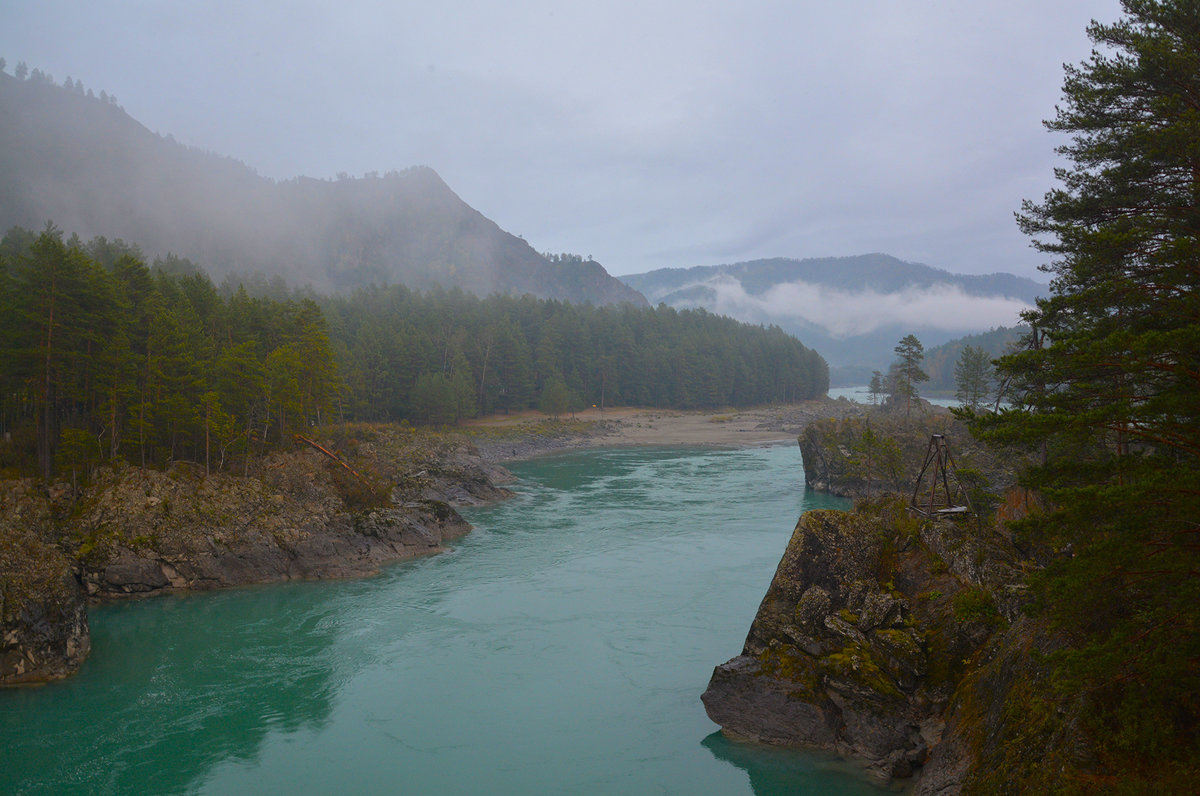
{"left": 463, "top": 400, "right": 868, "bottom": 463}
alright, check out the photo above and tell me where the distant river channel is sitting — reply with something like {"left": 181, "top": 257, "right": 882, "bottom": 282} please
{"left": 1, "top": 445, "right": 886, "bottom": 795}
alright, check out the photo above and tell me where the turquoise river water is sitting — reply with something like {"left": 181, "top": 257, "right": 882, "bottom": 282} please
{"left": 1, "top": 444, "right": 886, "bottom": 795}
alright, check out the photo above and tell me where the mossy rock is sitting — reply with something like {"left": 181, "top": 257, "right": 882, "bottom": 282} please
{"left": 871, "top": 627, "right": 928, "bottom": 686}
{"left": 757, "top": 643, "right": 821, "bottom": 696}
{"left": 821, "top": 641, "right": 904, "bottom": 700}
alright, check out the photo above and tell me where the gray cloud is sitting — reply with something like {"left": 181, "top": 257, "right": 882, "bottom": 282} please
{"left": 0, "top": 0, "right": 1123, "bottom": 279}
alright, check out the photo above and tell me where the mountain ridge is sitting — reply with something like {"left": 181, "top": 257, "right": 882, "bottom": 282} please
{"left": 0, "top": 70, "right": 646, "bottom": 306}
{"left": 622, "top": 254, "right": 1044, "bottom": 304}
{"left": 620, "top": 255, "right": 1046, "bottom": 376}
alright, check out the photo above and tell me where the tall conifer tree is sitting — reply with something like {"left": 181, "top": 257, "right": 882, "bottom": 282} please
{"left": 891, "top": 334, "right": 928, "bottom": 420}
{"left": 973, "top": 0, "right": 1200, "bottom": 774}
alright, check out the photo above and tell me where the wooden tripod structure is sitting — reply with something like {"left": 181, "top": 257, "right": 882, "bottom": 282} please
{"left": 910, "top": 434, "right": 972, "bottom": 518}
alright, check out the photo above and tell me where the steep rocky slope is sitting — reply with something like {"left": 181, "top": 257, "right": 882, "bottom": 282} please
{"left": 707, "top": 414, "right": 1146, "bottom": 792}
{"left": 702, "top": 496, "right": 1034, "bottom": 788}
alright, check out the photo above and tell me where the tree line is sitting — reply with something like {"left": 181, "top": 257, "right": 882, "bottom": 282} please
{"left": 0, "top": 226, "right": 337, "bottom": 481}
{"left": 1, "top": 55, "right": 122, "bottom": 108}
{"left": 0, "top": 225, "right": 828, "bottom": 480}
{"left": 322, "top": 284, "right": 827, "bottom": 425}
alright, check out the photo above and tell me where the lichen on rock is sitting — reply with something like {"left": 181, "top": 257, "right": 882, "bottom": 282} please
{"left": 702, "top": 497, "right": 1020, "bottom": 786}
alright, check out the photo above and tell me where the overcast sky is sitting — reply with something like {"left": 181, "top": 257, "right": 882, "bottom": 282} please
{"left": 2, "top": 0, "right": 1123, "bottom": 279}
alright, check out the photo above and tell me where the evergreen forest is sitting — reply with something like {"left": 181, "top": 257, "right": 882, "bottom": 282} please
{"left": 0, "top": 225, "right": 828, "bottom": 481}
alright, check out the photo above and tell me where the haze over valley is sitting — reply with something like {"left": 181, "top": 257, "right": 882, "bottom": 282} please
{"left": 0, "top": 71, "right": 643, "bottom": 306}
{"left": 622, "top": 256, "right": 1045, "bottom": 379}
{"left": 1, "top": 65, "right": 1045, "bottom": 377}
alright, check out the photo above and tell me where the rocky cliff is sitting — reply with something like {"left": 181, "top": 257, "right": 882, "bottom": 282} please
{"left": 1, "top": 425, "right": 511, "bottom": 685}
{"left": 702, "top": 497, "right": 1033, "bottom": 788}
{"left": 0, "top": 481, "right": 90, "bottom": 683}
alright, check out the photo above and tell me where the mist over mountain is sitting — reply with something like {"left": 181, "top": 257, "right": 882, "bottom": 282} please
{"left": 0, "top": 70, "right": 645, "bottom": 306}
{"left": 620, "top": 255, "right": 1046, "bottom": 381}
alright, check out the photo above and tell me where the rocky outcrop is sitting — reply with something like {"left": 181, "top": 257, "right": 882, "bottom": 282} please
{"left": 77, "top": 470, "right": 472, "bottom": 599}
{"left": 73, "top": 429, "right": 509, "bottom": 600}
{"left": 0, "top": 481, "right": 90, "bottom": 684}
{"left": 702, "top": 498, "right": 1028, "bottom": 786}
{"left": 798, "top": 411, "right": 1010, "bottom": 501}
{"left": 1, "top": 426, "right": 512, "bottom": 684}
{"left": 0, "top": 569, "right": 89, "bottom": 684}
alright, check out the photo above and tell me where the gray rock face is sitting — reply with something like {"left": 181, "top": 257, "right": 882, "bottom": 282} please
{"left": 1, "top": 481, "right": 91, "bottom": 685}
{"left": 702, "top": 510, "right": 931, "bottom": 781}
{"left": 702, "top": 503, "right": 1016, "bottom": 787}
{"left": 2, "top": 429, "right": 512, "bottom": 683}
{"left": 84, "top": 502, "right": 470, "bottom": 598}
{"left": 1, "top": 571, "right": 90, "bottom": 685}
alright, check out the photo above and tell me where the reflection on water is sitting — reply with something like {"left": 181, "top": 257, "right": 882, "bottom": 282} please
{"left": 1, "top": 582, "right": 343, "bottom": 795}
{"left": 702, "top": 732, "right": 895, "bottom": 795}
{"left": 2, "top": 444, "right": 881, "bottom": 795}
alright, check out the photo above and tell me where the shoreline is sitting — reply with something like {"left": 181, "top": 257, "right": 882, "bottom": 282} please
{"left": 462, "top": 400, "right": 867, "bottom": 463}
{"left": 1, "top": 400, "right": 863, "bottom": 685}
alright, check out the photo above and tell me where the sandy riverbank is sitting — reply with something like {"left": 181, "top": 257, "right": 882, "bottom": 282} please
{"left": 462, "top": 400, "right": 866, "bottom": 462}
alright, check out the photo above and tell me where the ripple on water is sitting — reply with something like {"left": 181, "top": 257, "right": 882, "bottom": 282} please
{"left": 1, "top": 444, "right": 881, "bottom": 796}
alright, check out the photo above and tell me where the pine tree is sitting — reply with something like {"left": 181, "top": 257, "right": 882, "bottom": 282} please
{"left": 867, "top": 370, "right": 885, "bottom": 405}
{"left": 538, "top": 375, "right": 571, "bottom": 420}
{"left": 953, "top": 345, "right": 992, "bottom": 411}
{"left": 972, "top": 0, "right": 1200, "bottom": 773}
{"left": 891, "top": 334, "right": 928, "bottom": 421}
{"left": 289, "top": 298, "right": 337, "bottom": 426}
{"left": 12, "top": 228, "right": 93, "bottom": 478}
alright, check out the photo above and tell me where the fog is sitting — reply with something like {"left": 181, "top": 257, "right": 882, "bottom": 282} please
{"left": 0, "top": 1, "right": 1122, "bottom": 279}
{"left": 702, "top": 276, "right": 1032, "bottom": 338}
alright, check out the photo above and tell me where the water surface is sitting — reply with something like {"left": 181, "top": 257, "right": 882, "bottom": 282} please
{"left": 1, "top": 444, "right": 881, "bottom": 795}
{"left": 828, "top": 385, "right": 958, "bottom": 408}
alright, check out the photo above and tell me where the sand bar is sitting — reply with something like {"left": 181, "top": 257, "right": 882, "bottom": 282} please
{"left": 462, "top": 401, "right": 865, "bottom": 462}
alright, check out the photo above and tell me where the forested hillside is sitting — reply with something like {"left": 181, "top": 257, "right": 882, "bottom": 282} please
{"left": 0, "top": 70, "right": 644, "bottom": 306}
{"left": 921, "top": 326, "right": 1025, "bottom": 392}
{"left": 0, "top": 227, "right": 338, "bottom": 481}
{"left": 324, "top": 285, "right": 826, "bottom": 423}
{"left": 0, "top": 226, "right": 827, "bottom": 481}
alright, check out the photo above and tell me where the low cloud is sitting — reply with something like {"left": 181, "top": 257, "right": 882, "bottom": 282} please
{"left": 701, "top": 276, "right": 1032, "bottom": 338}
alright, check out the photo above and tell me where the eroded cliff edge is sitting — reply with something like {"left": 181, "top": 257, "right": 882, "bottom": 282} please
{"left": 1, "top": 425, "right": 511, "bottom": 685}
{"left": 701, "top": 497, "right": 1034, "bottom": 790}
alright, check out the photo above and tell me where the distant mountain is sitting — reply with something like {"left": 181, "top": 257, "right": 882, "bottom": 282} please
{"left": 0, "top": 71, "right": 646, "bottom": 306}
{"left": 620, "top": 255, "right": 1046, "bottom": 380}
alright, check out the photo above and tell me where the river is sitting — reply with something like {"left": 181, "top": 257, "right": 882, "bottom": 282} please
{"left": 1, "top": 444, "right": 885, "bottom": 795}
{"left": 827, "top": 385, "right": 959, "bottom": 408}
